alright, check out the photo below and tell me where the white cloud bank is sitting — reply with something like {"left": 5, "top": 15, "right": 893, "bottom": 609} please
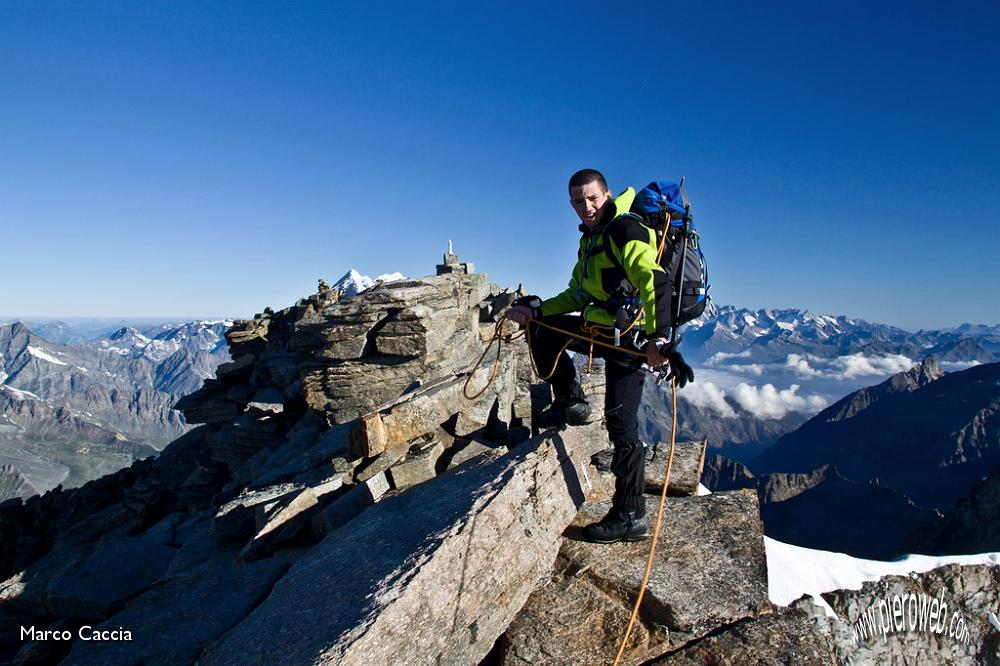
{"left": 706, "top": 350, "right": 752, "bottom": 365}
{"left": 679, "top": 381, "right": 737, "bottom": 418}
{"left": 784, "top": 353, "right": 914, "bottom": 381}
{"left": 680, "top": 379, "right": 827, "bottom": 420}
{"left": 732, "top": 382, "right": 828, "bottom": 420}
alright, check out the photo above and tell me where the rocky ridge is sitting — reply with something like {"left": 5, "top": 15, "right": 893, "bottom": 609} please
{"left": 0, "top": 257, "right": 995, "bottom": 664}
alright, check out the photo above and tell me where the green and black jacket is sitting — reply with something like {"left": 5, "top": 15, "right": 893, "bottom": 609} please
{"left": 540, "top": 188, "right": 673, "bottom": 338}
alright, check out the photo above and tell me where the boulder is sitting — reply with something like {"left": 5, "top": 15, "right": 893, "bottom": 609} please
{"left": 354, "top": 442, "right": 410, "bottom": 483}
{"left": 309, "top": 472, "right": 392, "bottom": 539}
{"left": 650, "top": 601, "right": 837, "bottom": 664}
{"left": 501, "top": 573, "right": 649, "bottom": 665}
{"left": 211, "top": 483, "right": 305, "bottom": 545}
{"left": 821, "top": 563, "right": 1000, "bottom": 665}
{"left": 246, "top": 388, "right": 286, "bottom": 414}
{"left": 173, "top": 390, "right": 244, "bottom": 425}
{"left": 239, "top": 474, "right": 345, "bottom": 561}
{"left": 644, "top": 439, "right": 707, "bottom": 497}
{"left": 387, "top": 439, "right": 446, "bottom": 489}
{"left": 449, "top": 438, "right": 507, "bottom": 471}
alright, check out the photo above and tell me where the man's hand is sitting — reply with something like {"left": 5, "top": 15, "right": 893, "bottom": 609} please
{"left": 645, "top": 338, "right": 669, "bottom": 369}
{"left": 507, "top": 305, "right": 536, "bottom": 326}
{"left": 645, "top": 339, "right": 695, "bottom": 388}
{"left": 508, "top": 295, "right": 542, "bottom": 326}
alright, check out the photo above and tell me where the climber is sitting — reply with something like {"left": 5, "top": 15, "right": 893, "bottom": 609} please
{"left": 507, "top": 168, "right": 693, "bottom": 544}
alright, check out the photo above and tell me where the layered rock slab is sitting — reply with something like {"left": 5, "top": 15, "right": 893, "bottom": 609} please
{"left": 200, "top": 422, "right": 609, "bottom": 666}
{"left": 0, "top": 534, "right": 175, "bottom": 621}
{"left": 650, "top": 602, "right": 837, "bottom": 665}
{"left": 502, "top": 573, "right": 648, "bottom": 665}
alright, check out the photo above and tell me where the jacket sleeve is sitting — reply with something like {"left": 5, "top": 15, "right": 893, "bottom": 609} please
{"left": 540, "top": 258, "right": 585, "bottom": 316}
{"left": 614, "top": 225, "right": 673, "bottom": 337}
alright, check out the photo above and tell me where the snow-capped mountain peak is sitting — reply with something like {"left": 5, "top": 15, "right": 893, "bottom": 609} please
{"left": 332, "top": 269, "right": 407, "bottom": 299}
{"left": 333, "top": 269, "right": 375, "bottom": 298}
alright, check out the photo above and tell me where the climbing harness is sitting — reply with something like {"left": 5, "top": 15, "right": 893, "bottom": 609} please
{"left": 611, "top": 376, "right": 678, "bottom": 666}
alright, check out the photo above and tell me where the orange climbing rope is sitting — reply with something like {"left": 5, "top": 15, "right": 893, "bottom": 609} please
{"left": 611, "top": 376, "right": 678, "bottom": 666}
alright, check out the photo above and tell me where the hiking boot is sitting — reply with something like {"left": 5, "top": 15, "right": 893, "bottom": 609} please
{"left": 582, "top": 510, "right": 649, "bottom": 544}
{"left": 591, "top": 448, "right": 614, "bottom": 472}
{"left": 536, "top": 398, "right": 592, "bottom": 428}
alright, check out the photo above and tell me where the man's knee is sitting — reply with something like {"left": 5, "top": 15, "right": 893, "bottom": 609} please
{"left": 610, "top": 434, "right": 643, "bottom": 460}
{"left": 604, "top": 412, "right": 640, "bottom": 443}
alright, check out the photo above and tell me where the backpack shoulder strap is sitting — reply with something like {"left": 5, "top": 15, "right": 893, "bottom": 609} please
{"left": 603, "top": 213, "right": 652, "bottom": 272}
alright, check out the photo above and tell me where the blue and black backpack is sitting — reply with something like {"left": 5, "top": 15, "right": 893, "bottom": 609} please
{"left": 630, "top": 180, "right": 711, "bottom": 329}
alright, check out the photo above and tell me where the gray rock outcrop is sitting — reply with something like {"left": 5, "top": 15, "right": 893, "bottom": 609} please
{"left": 821, "top": 564, "right": 1000, "bottom": 664}
{"left": 0, "top": 268, "right": 575, "bottom": 664}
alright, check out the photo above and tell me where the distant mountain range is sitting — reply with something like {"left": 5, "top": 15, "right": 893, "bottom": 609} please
{"left": 0, "top": 319, "right": 232, "bottom": 498}
{"left": 752, "top": 358, "right": 1000, "bottom": 511}
{"left": 682, "top": 305, "right": 1000, "bottom": 364}
{"left": 659, "top": 306, "right": 1000, "bottom": 459}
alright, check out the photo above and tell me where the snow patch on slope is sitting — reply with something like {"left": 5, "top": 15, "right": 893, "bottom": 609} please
{"left": 27, "top": 346, "right": 68, "bottom": 365}
{"left": 765, "top": 536, "right": 1000, "bottom": 617}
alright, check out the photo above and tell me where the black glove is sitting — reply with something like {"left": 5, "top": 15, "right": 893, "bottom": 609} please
{"left": 665, "top": 349, "right": 695, "bottom": 388}
{"left": 511, "top": 295, "right": 543, "bottom": 321}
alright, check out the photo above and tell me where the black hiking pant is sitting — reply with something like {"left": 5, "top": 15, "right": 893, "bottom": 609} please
{"left": 526, "top": 314, "right": 647, "bottom": 517}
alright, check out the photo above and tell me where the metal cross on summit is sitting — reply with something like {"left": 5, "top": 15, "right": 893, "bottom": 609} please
{"left": 436, "top": 240, "right": 475, "bottom": 275}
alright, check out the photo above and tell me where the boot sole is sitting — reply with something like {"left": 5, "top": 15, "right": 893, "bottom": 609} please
{"left": 583, "top": 531, "right": 650, "bottom": 544}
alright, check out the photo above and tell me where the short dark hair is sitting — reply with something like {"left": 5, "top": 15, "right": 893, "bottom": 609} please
{"left": 568, "top": 169, "right": 608, "bottom": 194}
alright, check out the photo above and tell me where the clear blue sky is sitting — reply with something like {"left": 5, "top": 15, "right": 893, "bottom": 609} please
{"left": 2, "top": 1, "right": 997, "bottom": 329}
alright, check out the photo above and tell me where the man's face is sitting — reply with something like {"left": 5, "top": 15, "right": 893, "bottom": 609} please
{"left": 570, "top": 180, "right": 612, "bottom": 228}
